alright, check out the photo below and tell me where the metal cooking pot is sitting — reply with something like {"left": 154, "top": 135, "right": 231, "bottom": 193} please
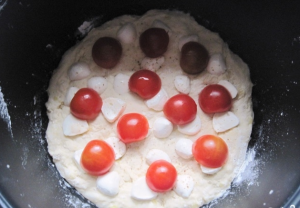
{"left": 0, "top": 1, "right": 300, "bottom": 208}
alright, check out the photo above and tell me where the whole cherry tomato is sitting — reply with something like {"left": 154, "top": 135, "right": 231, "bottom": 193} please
{"left": 146, "top": 160, "right": 177, "bottom": 192}
{"left": 139, "top": 28, "right": 169, "bottom": 58}
{"left": 198, "top": 84, "right": 232, "bottom": 114}
{"left": 70, "top": 88, "right": 102, "bottom": 120}
{"left": 192, "top": 135, "right": 228, "bottom": 168}
{"left": 92, "top": 37, "right": 122, "bottom": 69}
{"left": 129, "top": 69, "right": 161, "bottom": 99}
{"left": 117, "top": 113, "right": 149, "bottom": 143}
{"left": 180, "top": 41, "right": 209, "bottom": 75}
{"left": 80, "top": 140, "right": 115, "bottom": 176}
{"left": 163, "top": 94, "right": 197, "bottom": 125}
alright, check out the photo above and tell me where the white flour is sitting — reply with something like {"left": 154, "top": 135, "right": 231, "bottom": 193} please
{"left": 0, "top": 0, "right": 7, "bottom": 12}
{"left": 0, "top": 86, "right": 13, "bottom": 137}
{"left": 76, "top": 17, "right": 102, "bottom": 38}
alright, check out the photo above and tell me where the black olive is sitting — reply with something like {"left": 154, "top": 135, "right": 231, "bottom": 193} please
{"left": 139, "top": 28, "right": 169, "bottom": 58}
{"left": 92, "top": 37, "right": 122, "bottom": 69}
{"left": 180, "top": 42, "right": 209, "bottom": 74}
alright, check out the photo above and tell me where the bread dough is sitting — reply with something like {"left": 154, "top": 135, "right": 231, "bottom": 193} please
{"left": 46, "top": 10, "right": 253, "bottom": 208}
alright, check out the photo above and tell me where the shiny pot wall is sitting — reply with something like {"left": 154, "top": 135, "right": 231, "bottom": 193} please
{"left": 0, "top": 1, "right": 300, "bottom": 208}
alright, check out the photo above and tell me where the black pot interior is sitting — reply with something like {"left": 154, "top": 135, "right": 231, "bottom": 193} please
{"left": 0, "top": 1, "right": 300, "bottom": 208}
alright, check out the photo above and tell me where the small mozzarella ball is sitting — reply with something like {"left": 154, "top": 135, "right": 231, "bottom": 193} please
{"left": 102, "top": 97, "right": 126, "bottom": 123}
{"left": 73, "top": 149, "right": 84, "bottom": 171}
{"left": 200, "top": 165, "right": 222, "bottom": 175}
{"left": 104, "top": 137, "right": 126, "bottom": 160}
{"left": 175, "top": 138, "right": 193, "bottom": 159}
{"left": 92, "top": 37, "right": 122, "bottom": 69}
{"left": 62, "top": 114, "right": 89, "bottom": 136}
{"left": 151, "top": 19, "right": 171, "bottom": 34}
{"left": 218, "top": 80, "right": 238, "bottom": 98}
{"left": 178, "top": 35, "right": 199, "bottom": 51}
{"left": 87, "top": 77, "right": 108, "bottom": 94}
{"left": 146, "top": 149, "right": 171, "bottom": 165}
{"left": 140, "top": 28, "right": 169, "bottom": 58}
{"left": 180, "top": 42, "right": 209, "bottom": 74}
{"left": 153, "top": 117, "right": 173, "bottom": 138}
{"left": 141, "top": 56, "right": 165, "bottom": 71}
{"left": 173, "top": 175, "right": 194, "bottom": 198}
{"left": 207, "top": 53, "right": 226, "bottom": 75}
{"left": 68, "top": 62, "right": 91, "bottom": 81}
{"left": 213, "top": 111, "right": 239, "bottom": 133}
{"left": 174, "top": 75, "right": 190, "bottom": 94}
{"left": 131, "top": 176, "right": 158, "bottom": 201}
{"left": 177, "top": 115, "right": 201, "bottom": 136}
{"left": 145, "top": 88, "right": 168, "bottom": 111}
{"left": 64, "top": 87, "right": 79, "bottom": 106}
{"left": 117, "top": 22, "right": 137, "bottom": 44}
{"left": 113, "top": 73, "right": 130, "bottom": 95}
{"left": 96, "top": 171, "right": 120, "bottom": 197}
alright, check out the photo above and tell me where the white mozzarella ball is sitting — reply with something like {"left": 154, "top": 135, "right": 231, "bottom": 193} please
{"left": 177, "top": 115, "right": 201, "bottom": 136}
{"left": 145, "top": 88, "right": 168, "bottom": 111}
{"left": 175, "top": 138, "right": 193, "bottom": 159}
{"left": 64, "top": 87, "right": 79, "bottom": 106}
{"left": 206, "top": 53, "right": 226, "bottom": 75}
{"left": 131, "top": 176, "right": 158, "bottom": 200}
{"left": 96, "top": 171, "right": 120, "bottom": 197}
{"left": 178, "top": 35, "right": 199, "bottom": 51}
{"left": 104, "top": 137, "right": 126, "bottom": 160}
{"left": 152, "top": 19, "right": 171, "bottom": 34}
{"left": 73, "top": 149, "right": 84, "bottom": 171}
{"left": 173, "top": 175, "right": 194, "bottom": 198}
{"left": 87, "top": 77, "right": 108, "bottom": 94}
{"left": 102, "top": 97, "right": 126, "bottom": 123}
{"left": 62, "top": 114, "right": 89, "bottom": 136}
{"left": 113, "top": 73, "right": 130, "bottom": 95}
{"left": 174, "top": 75, "right": 190, "bottom": 94}
{"left": 141, "top": 56, "right": 165, "bottom": 71}
{"left": 153, "top": 117, "right": 173, "bottom": 138}
{"left": 213, "top": 111, "right": 239, "bottom": 133}
{"left": 68, "top": 62, "right": 91, "bottom": 81}
{"left": 117, "top": 22, "right": 137, "bottom": 44}
{"left": 146, "top": 149, "right": 171, "bottom": 165}
{"left": 218, "top": 80, "right": 238, "bottom": 98}
{"left": 200, "top": 165, "right": 222, "bottom": 175}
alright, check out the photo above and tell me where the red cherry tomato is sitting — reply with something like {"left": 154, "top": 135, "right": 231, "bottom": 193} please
{"left": 117, "top": 113, "right": 149, "bottom": 143}
{"left": 129, "top": 69, "right": 161, "bottom": 99}
{"left": 146, "top": 160, "right": 177, "bottom": 192}
{"left": 80, "top": 140, "right": 115, "bottom": 176}
{"left": 198, "top": 84, "right": 232, "bottom": 114}
{"left": 70, "top": 88, "right": 102, "bottom": 120}
{"left": 192, "top": 135, "right": 228, "bottom": 168}
{"left": 163, "top": 94, "right": 197, "bottom": 125}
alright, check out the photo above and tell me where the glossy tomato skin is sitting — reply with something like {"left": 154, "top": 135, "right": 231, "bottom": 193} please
{"left": 198, "top": 84, "right": 232, "bottom": 114}
{"left": 163, "top": 94, "right": 197, "bottom": 125}
{"left": 129, "top": 69, "right": 161, "bottom": 99}
{"left": 117, "top": 113, "right": 149, "bottom": 143}
{"left": 192, "top": 135, "right": 228, "bottom": 168}
{"left": 146, "top": 160, "right": 177, "bottom": 192}
{"left": 80, "top": 140, "right": 115, "bottom": 176}
{"left": 70, "top": 88, "right": 102, "bottom": 120}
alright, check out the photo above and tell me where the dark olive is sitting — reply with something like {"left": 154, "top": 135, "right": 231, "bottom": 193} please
{"left": 139, "top": 28, "right": 169, "bottom": 58}
{"left": 180, "top": 42, "right": 209, "bottom": 74}
{"left": 92, "top": 37, "right": 122, "bottom": 69}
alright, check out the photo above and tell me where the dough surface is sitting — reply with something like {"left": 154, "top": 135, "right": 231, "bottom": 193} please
{"left": 46, "top": 10, "right": 253, "bottom": 208}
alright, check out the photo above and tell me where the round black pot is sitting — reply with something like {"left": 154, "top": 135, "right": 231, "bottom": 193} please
{"left": 0, "top": 1, "right": 300, "bottom": 208}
